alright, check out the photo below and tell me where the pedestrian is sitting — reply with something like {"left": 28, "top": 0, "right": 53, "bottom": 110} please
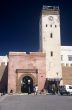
{"left": 35, "top": 84, "right": 38, "bottom": 95}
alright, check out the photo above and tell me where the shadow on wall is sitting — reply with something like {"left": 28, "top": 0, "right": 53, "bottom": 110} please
{"left": 44, "top": 79, "right": 48, "bottom": 90}
{"left": 0, "top": 63, "right": 8, "bottom": 93}
{"left": 44, "top": 78, "right": 60, "bottom": 94}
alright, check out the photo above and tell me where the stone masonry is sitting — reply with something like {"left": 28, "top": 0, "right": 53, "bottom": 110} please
{"left": 8, "top": 52, "right": 46, "bottom": 93}
{"left": 62, "top": 66, "right": 72, "bottom": 85}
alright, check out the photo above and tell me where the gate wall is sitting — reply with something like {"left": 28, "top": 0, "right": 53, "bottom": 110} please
{"left": 8, "top": 52, "right": 46, "bottom": 93}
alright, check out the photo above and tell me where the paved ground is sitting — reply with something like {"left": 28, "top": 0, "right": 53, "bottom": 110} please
{"left": 0, "top": 94, "right": 72, "bottom": 110}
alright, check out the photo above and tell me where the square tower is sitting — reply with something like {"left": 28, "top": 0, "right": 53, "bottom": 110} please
{"left": 39, "top": 6, "right": 62, "bottom": 84}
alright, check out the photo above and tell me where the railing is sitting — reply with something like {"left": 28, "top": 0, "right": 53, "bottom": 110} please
{"left": 42, "top": 5, "right": 59, "bottom": 11}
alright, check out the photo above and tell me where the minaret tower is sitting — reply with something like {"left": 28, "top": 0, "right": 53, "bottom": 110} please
{"left": 39, "top": 6, "right": 62, "bottom": 84}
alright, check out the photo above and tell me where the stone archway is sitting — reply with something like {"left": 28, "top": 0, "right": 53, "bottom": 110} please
{"left": 21, "top": 76, "right": 33, "bottom": 93}
{"left": 16, "top": 74, "right": 37, "bottom": 93}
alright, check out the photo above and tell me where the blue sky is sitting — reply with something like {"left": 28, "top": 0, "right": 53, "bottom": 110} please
{"left": 0, "top": 0, "right": 72, "bottom": 55}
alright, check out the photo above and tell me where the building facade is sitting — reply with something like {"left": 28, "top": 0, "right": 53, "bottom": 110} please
{"left": 0, "top": 6, "right": 72, "bottom": 94}
{"left": 61, "top": 46, "right": 72, "bottom": 85}
{"left": 8, "top": 52, "right": 46, "bottom": 93}
{"left": 61, "top": 46, "right": 72, "bottom": 66}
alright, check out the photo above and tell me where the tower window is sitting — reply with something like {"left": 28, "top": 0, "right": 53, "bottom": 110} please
{"left": 50, "top": 25, "right": 52, "bottom": 27}
{"left": 46, "top": 24, "right": 47, "bottom": 27}
{"left": 55, "top": 25, "right": 57, "bottom": 28}
{"left": 51, "top": 51, "right": 53, "bottom": 56}
{"left": 50, "top": 33, "right": 53, "bottom": 38}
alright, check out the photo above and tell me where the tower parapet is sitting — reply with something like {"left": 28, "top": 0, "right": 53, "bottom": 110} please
{"left": 42, "top": 5, "right": 60, "bottom": 15}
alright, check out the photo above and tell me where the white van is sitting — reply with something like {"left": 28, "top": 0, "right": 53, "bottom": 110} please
{"left": 59, "top": 85, "right": 72, "bottom": 95}
{"left": 65, "top": 85, "right": 72, "bottom": 95}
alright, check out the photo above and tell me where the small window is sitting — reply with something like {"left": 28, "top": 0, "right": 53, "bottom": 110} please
{"left": 61, "top": 55, "right": 63, "bottom": 61}
{"left": 46, "top": 24, "right": 47, "bottom": 27}
{"left": 50, "top": 25, "right": 52, "bottom": 27}
{"left": 56, "top": 72, "right": 59, "bottom": 76}
{"left": 51, "top": 51, "right": 53, "bottom": 56}
{"left": 55, "top": 25, "right": 57, "bottom": 28}
{"left": 50, "top": 33, "right": 53, "bottom": 38}
{"left": 68, "top": 55, "right": 72, "bottom": 61}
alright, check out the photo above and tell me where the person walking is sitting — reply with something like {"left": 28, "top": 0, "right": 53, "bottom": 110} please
{"left": 35, "top": 85, "right": 38, "bottom": 95}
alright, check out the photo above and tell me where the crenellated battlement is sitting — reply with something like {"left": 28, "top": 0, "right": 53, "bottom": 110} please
{"left": 9, "top": 52, "right": 46, "bottom": 57}
{"left": 0, "top": 56, "right": 8, "bottom": 66}
{"left": 43, "top": 5, "right": 59, "bottom": 10}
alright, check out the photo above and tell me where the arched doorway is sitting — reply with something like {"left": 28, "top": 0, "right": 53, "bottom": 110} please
{"left": 21, "top": 76, "right": 34, "bottom": 94}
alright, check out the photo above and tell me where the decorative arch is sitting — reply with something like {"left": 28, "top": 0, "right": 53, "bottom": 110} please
{"left": 17, "top": 73, "right": 37, "bottom": 93}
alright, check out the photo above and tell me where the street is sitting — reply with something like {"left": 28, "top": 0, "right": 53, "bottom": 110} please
{"left": 0, "top": 94, "right": 72, "bottom": 110}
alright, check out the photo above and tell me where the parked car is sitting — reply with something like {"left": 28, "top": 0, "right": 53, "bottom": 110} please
{"left": 59, "top": 85, "right": 72, "bottom": 95}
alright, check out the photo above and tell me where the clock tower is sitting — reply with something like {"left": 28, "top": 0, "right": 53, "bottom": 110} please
{"left": 39, "top": 6, "right": 62, "bottom": 85}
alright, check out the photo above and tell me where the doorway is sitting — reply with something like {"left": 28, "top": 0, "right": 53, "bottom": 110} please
{"left": 21, "top": 76, "right": 34, "bottom": 94}
{"left": 47, "top": 80, "right": 60, "bottom": 94}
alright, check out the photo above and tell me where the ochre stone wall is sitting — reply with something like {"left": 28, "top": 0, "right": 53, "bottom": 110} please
{"left": 8, "top": 52, "right": 46, "bottom": 93}
{"left": 0, "top": 63, "right": 8, "bottom": 93}
{"left": 62, "top": 66, "right": 72, "bottom": 85}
